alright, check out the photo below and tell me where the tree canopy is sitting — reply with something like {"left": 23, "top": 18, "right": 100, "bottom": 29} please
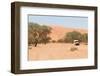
{"left": 28, "top": 22, "right": 52, "bottom": 47}
{"left": 64, "top": 31, "right": 82, "bottom": 43}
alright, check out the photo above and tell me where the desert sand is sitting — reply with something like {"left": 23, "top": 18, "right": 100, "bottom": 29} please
{"left": 28, "top": 43, "right": 88, "bottom": 61}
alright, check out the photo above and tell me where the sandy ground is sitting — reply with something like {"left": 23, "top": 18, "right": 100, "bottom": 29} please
{"left": 28, "top": 43, "right": 88, "bottom": 61}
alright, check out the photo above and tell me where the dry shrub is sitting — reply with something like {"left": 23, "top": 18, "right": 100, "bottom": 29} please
{"left": 70, "top": 46, "right": 78, "bottom": 51}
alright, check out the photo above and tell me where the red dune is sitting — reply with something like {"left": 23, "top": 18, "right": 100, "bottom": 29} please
{"left": 49, "top": 25, "right": 88, "bottom": 41}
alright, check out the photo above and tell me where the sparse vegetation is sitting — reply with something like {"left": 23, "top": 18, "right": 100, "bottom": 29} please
{"left": 28, "top": 24, "right": 88, "bottom": 60}
{"left": 28, "top": 23, "right": 88, "bottom": 47}
{"left": 70, "top": 46, "right": 78, "bottom": 51}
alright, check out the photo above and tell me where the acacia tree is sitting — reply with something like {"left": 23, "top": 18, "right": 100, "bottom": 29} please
{"left": 28, "top": 23, "right": 52, "bottom": 47}
{"left": 28, "top": 23, "right": 41, "bottom": 47}
{"left": 64, "top": 31, "right": 82, "bottom": 43}
{"left": 39, "top": 25, "right": 52, "bottom": 44}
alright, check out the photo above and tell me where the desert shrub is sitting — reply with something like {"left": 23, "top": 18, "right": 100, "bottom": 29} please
{"left": 82, "top": 33, "right": 88, "bottom": 43}
{"left": 51, "top": 40, "right": 56, "bottom": 43}
{"left": 57, "top": 39, "right": 64, "bottom": 43}
{"left": 70, "top": 47, "right": 78, "bottom": 51}
{"left": 64, "top": 31, "right": 82, "bottom": 43}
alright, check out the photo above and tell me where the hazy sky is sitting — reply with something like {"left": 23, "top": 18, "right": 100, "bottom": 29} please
{"left": 28, "top": 15, "right": 88, "bottom": 29}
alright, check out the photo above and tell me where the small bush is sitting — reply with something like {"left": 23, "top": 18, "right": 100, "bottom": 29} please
{"left": 51, "top": 40, "right": 56, "bottom": 43}
{"left": 70, "top": 47, "right": 78, "bottom": 51}
{"left": 57, "top": 39, "right": 64, "bottom": 43}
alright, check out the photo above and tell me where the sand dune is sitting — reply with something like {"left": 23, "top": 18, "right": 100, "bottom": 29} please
{"left": 49, "top": 25, "right": 87, "bottom": 41}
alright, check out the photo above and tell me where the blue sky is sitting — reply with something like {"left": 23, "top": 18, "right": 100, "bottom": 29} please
{"left": 28, "top": 15, "right": 88, "bottom": 29}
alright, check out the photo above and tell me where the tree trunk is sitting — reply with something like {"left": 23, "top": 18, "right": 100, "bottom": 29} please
{"left": 34, "top": 43, "right": 37, "bottom": 47}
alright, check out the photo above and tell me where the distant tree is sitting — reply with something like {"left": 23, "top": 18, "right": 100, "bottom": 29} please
{"left": 64, "top": 31, "right": 82, "bottom": 43}
{"left": 82, "top": 33, "right": 88, "bottom": 43}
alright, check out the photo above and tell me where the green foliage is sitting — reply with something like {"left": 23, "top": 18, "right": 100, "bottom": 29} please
{"left": 40, "top": 36, "right": 51, "bottom": 44}
{"left": 82, "top": 33, "right": 88, "bottom": 43}
{"left": 28, "top": 22, "right": 52, "bottom": 47}
{"left": 64, "top": 31, "right": 82, "bottom": 43}
{"left": 28, "top": 23, "right": 40, "bottom": 44}
{"left": 63, "top": 31, "right": 88, "bottom": 43}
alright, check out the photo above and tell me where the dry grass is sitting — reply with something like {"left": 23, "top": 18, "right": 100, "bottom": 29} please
{"left": 28, "top": 43, "right": 88, "bottom": 61}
